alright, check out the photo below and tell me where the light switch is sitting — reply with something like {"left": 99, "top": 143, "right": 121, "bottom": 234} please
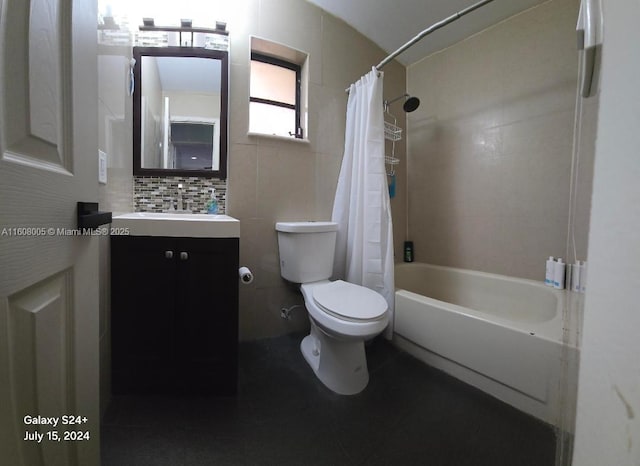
{"left": 98, "top": 150, "right": 107, "bottom": 184}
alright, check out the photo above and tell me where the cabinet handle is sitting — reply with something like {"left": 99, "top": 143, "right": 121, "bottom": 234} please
{"left": 165, "top": 250, "right": 174, "bottom": 259}
{"left": 180, "top": 252, "right": 189, "bottom": 261}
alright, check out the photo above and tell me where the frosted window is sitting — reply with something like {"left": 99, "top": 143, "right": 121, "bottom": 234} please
{"left": 250, "top": 61, "right": 296, "bottom": 105}
{"left": 249, "top": 102, "right": 296, "bottom": 138}
{"left": 249, "top": 53, "right": 301, "bottom": 138}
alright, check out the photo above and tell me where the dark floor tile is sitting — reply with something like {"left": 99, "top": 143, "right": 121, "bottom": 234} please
{"left": 241, "top": 411, "right": 350, "bottom": 465}
{"left": 102, "top": 334, "right": 556, "bottom": 466}
{"left": 101, "top": 424, "right": 190, "bottom": 466}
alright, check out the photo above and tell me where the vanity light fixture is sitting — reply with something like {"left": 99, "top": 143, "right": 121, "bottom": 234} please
{"left": 139, "top": 22, "right": 228, "bottom": 36}
{"left": 100, "top": 16, "right": 119, "bottom": 30}
{"left": 138, "top": 20, "right": 229, "bottom": 48}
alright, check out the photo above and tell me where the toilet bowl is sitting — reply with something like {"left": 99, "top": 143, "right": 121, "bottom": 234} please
{"left": 299, "top": 280, "right": 388, "bottom": 395}
{"left": 275, "top": 221, "right": 389, "bottom": 395}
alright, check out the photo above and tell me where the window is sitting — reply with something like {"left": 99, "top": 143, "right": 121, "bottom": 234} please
{"left": 249, "top": 53, "right": 302, "bottom": 139}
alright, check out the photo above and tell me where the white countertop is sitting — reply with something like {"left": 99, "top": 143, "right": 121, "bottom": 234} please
{"left": 112, "top": 212, "right": 240, "bottom": 238}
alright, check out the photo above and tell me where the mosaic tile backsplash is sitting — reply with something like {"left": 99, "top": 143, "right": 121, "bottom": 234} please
{"left": 134, "top": 176, "right": 226, "bottom": 214}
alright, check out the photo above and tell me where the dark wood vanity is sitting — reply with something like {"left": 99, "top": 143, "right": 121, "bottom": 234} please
{"left": 113, "top": 42, "right": 236, "bottom": 397}
{"left": 111, "top": 235, "right": 239, "bottom": 396}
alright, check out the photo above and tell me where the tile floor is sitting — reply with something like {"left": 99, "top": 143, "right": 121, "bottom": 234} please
{"left": 102, "top": 333, "right": 556, "bottom": 465}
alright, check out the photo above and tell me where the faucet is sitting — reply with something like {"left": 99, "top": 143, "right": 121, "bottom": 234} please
{"left": 176, "top": 183, "right": 184, "bottom": 211}
{"left": 170, "top": 184, "right": 192, "bottom": 213}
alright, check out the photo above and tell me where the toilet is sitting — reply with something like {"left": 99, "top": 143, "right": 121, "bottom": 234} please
{"left": 275, "top": 221, "right": 389, "bottom": 395}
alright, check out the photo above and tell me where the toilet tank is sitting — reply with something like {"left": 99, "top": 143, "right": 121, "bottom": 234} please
{"left": 275, "top": 221, "right": 338, "bottom": 283}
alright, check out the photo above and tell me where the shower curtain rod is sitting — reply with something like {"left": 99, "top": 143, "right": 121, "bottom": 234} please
{"left": 345, "top": 0, "right": 495, "bottom": 92}
{"left": 376, "top": 0, "right": 495, "bottom": 70}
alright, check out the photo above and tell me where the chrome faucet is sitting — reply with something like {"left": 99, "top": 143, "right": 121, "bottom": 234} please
{"left": 164, "top": 183, "right": 192, "bottom": 213}
{"left": 176, "top": 183, "right": 184, "bottom": 211}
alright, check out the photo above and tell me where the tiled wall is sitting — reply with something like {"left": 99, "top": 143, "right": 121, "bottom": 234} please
{"left": 97, "top": 0, "right": 407, "bottom": 345}
{"left": 225, "top": 0, "right": 406, "bottom": 340}
{"left": 406, "top": 0, "right": 591, "bottom": 281}
{"left": 134, "top": 176, "right": 227, "bottom": 213}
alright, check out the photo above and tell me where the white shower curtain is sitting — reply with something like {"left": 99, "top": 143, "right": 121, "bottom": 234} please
{"left": 332, "top": 68, "right": 395, "bottom": 339}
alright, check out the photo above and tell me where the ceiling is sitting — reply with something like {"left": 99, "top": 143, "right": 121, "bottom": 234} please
{"left": 154, "top": 56, "right": 221, "bottom": 93}
{"left": 306, "top": 0, "right": 549, "bottom": 66}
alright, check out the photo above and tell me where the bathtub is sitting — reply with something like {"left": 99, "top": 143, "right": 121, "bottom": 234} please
{"left": 393, "top": 263, "right": 579, "bottom": 427}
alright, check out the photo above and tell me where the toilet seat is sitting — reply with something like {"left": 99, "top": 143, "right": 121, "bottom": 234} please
{"left": 312, "top": 280, "right": 387, "bottom": 322}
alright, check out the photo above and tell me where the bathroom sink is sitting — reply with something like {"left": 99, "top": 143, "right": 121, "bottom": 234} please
{"left": 121, "top": 212, "right": 220, "bottom": 220}
{"left": 111, "top": 212, "right": 240, "bottom": 238}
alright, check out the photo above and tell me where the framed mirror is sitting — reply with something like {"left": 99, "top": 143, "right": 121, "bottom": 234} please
{"left": 133, "top": 47, "right": 228, "bottom": 178}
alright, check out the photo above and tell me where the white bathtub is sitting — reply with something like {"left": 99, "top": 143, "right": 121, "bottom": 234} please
{"left": 394, "top": 262, "right": 578, "bottom": 427}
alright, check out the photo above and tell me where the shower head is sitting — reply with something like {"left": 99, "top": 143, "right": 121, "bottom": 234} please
{"left": 384, "top": 93, "right": 421, "bottom": 113}
{"left": 403, "top": 96, "right": 420, "bottom": 113}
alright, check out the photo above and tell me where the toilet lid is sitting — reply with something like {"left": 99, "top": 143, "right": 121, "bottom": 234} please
{"left": 312, "top": 280, "right": 387, "bottom": 321}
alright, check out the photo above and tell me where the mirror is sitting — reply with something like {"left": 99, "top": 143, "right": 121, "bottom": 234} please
{"left": 133, "top": 47, "right": 228, "bottom": 178}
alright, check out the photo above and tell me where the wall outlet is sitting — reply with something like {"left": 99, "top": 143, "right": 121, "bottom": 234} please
{"left": 98, "top": 150, "right": 107, "bottom": 184}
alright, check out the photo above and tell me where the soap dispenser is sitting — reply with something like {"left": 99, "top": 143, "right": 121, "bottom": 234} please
{"left": 207, "top": 188, "right": 219, "bottom": 214}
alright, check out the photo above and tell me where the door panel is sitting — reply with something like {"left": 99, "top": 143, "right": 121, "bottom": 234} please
{"left": 29, "top": 0, "right": 62, "bottom": 147}
{"left": 0, "top": 0, "right": 99, "bottom": 464}
{"left": 8, "top": 272, "right": 73, "bottom": 466}
{"left": 4, "top": 0, "right": 72, "bottom": 170}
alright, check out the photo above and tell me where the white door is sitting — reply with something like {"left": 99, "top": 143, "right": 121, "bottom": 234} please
{"left": 0, "top": 0, "right": 100, "bottom": 465}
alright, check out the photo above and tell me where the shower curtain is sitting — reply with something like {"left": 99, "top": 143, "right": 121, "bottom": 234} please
{"left": 332, "top": 68, "right": 395, "bottom": 339}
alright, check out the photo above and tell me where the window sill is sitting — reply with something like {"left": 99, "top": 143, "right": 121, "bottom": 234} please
{"left": 248, "top": 132, "right": 310, "bottom": 145}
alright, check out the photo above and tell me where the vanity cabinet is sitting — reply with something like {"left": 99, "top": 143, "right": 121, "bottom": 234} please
{"left": 111, "top": 235, "right": 239, "bottom": 396}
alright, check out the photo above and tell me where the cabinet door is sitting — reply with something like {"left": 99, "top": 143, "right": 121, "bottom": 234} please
{"left": 174, "top": 237, "right": 239, "bottom": 394}
{"left": 111, "top": 236, "right": 177, "bottom": 393}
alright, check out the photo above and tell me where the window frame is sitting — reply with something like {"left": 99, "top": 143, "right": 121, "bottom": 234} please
{"left": 250, "top": 52, "right": 302, "bottom": 139}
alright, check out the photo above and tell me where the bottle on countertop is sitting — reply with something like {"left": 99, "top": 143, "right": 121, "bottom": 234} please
{"left": 553, "top": 258, "right": 565, "bottom": 290}
{"left": 545, "top": 256, "right": 555, "bottom": 286}
{"left": 571, "top": 260, "right": 582, "bottom": 292}
{"left": 207, "top": 188, "right": 219, "bottom": 214}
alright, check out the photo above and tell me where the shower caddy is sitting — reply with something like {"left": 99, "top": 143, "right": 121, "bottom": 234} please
{"left": 348, "top": 0, "right": 495, "bottom": 175}
{"left": 384, "top": 102, "right": 401, "bottom": 176}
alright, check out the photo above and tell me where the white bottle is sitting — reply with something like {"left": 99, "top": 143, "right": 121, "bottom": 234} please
{"left": 545, "top": 256, "right": 555, "bottom": 286}
{"left": 572, "top": 260, "right": 581, "bottom": 292}
{"left": 553, "top": 258, "right": 565, "bottom": 290}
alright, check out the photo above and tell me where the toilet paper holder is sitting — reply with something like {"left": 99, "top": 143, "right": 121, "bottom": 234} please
{"left": 238, "top": 266, "right": 253, "bottom": 284}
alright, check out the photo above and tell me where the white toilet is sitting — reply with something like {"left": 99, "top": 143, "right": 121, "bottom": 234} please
{"left": 275, "top": 221, "right": 389, "bottom": 395}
